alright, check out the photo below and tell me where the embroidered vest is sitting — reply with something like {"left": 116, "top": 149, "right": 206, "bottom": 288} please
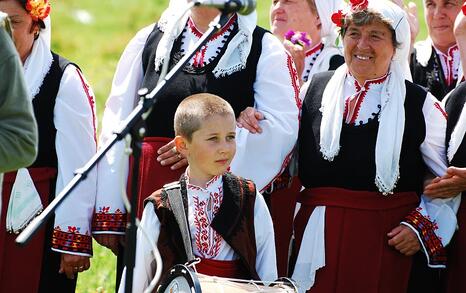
{"left": 140, "top": 23, "right": 267, "bottom": 138}
{"left": 299, "top": 71, "right": 427, "bottom": 193}
{"left": 144, "top": 172, "right": 259, "bottom": 285}
{"left": 410, "top": 47, "right": 456, "bottom": 101}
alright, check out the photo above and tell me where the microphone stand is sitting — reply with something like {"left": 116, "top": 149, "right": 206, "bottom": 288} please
{"left": 15, "top": 10, "right": 232, "bottom": 293}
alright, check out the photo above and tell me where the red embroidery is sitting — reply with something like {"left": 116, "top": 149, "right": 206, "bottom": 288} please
{"left": 403, "top": 209, "right": 446, "bottom": 266}
{"left": 75, "top": 68, "right": 97, "bottom": 144}
{"left": 92, "top": 207, "right": 126, "bottom": 233}
{"left": 434, "top": 102, "right": 448, "bottom": 120}
{"left": 188, "top": 14, "right": 237, "bottom": 41}
{"left": 286, "top": 53, "right": 302, "bottom": 111}
{"left": 193, "top": 46, "right": 207, "bottom": 68}
{"left": 193, "top": 186, "right": 224, "bottom": 258}
{"left": 305, "top": 43, "right": 323, "bottom": 57}
{"left": 52, "top": 227, "right": 92, "bottom": 255}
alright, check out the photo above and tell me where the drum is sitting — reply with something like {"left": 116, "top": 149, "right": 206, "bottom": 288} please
{"left": 158, "top": 264, "right": 298, "bottom": 293}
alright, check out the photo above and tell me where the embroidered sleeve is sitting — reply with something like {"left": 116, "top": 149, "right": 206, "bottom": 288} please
{"left": 92, "top": 206, "right": 127, "bottom": 234}
{"left": 52, "top": 226, "right": 92, "bottom": 256}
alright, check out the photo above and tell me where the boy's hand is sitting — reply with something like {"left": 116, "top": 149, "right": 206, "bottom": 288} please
{"left": 94, "top": 234, "right": 123, "bottom": 255}
{"left": 387, "top": 225, "right": 420, "bottom": 256}
{"left": 59, "top": 254, "right": 90, "bottom": 279}
{"left": 237, "top": 107, "right": 264, "bottom": 134}
{"left": 157, "top": 139, "right": 188, "bottom": 170}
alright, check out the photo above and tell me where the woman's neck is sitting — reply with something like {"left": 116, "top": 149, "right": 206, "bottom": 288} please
{"left": 190, "top": 7, "right": 221, "bottom": 33}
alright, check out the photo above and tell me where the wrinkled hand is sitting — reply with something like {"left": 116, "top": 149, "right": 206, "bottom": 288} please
{"left": 157, "top": 139, "right": 188, "bottom": 170}
{"left": 387, "top": 225, "right": 420, "bottom": 256}
{"left": 424, "top": 167, "right": 466, "bottom": 198}
{"left": 283, "top": 40, "right": 305, "bottom": 84}
{"left": 94, "top": 234, "right": 124, "bottom": 255}
{"left": 59, "top": 254, "right": 90, "bottom": 279}
{"left": 391, "top": 1, "right": 419, "bottom": 45}
{"left": 237, "top": 107, "right": 264, "bottom": 134}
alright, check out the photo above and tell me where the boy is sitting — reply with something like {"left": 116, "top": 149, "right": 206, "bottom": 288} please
{"left": 119, "top": 93, "right": 277, "bottom": 292}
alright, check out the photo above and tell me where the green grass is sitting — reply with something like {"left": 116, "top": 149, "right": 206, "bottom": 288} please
{"left": 47, "top": 1, "right": 427, "bottom": 292}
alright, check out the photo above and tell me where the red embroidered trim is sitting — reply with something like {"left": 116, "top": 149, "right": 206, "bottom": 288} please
{"left": 404, "top": 209, "right": 446, "bottom": 266}
{"left": 75, "top": 68, "right": 97, "bottom": 144}
{"left": 434, "top": 102, "right": 448, "bottom": 120}
{"left": 188, "top": 174, "right": 221, "bottom": 191}
{"left": 92, "top": 209, "right": 126, "bottom": 233}
{"left": 286, "top": 53, "right": 302, "bottom": 111}
{"left": 188, "top": 14, "right": 237, "bottom": 40}
{"left": 193, "top": 46, "right": 208, "bottom": 68}
{"left": 305, "top": 42, "right": 323, "bottom": 57}
{"left": 193, "top": 186, "right": 224, "bottom": 258}
{"left": 52, "top": 227, "right": 92, "bottom": 255}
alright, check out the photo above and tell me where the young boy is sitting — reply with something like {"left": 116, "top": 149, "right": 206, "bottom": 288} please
{"left": 118, "top": 93, "right": 277, "bottom": 292}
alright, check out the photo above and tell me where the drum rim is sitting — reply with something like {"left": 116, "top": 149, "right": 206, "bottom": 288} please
{"left": 158, "top": 264, "right": 202, "bottom": 293}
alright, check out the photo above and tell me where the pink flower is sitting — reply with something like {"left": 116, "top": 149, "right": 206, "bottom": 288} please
{"left": 284, "top": 30, "right": 312, "bottom": 47}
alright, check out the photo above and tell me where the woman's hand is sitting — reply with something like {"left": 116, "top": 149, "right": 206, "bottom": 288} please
{"left": 387, "top": 225, "right": 420, "bottom": 256}
{"left": 157, "top": 139, "right": 188, "bottom": 170}
{"left": 424, "top": 167, "right": 466, "bottom": 198}
{"left": 59, "top": 254, "right": 90, "bottom": 279}
{"left": 283, "top": 40, "right": 305, "bottom": 84}
{"left": 94, "top": 234, "right": 124, "bottom": 255}
{"left": 236, "top": 107, "right": 264, "bottom": 134}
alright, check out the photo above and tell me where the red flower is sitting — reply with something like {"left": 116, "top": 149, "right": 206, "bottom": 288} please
{"left": 331, "top": 10, "right": 345, "bottom": 28}
{"left": 462, "top": 3, "right": 466, "bottom": 16}
{"left": 25, "top": 0, "right": 51, "bottom": 22}
{"left": 349, "top": 0, "right": 369, "bottom": 12}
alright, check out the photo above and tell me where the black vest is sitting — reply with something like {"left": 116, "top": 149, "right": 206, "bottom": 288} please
{"left": 145, "top": 172, "right": 259, "bottom": 284}
{"left": 140, "top": 23, "right": 267, "bottom": 138}
{"left": 410, "top": 46, "right": 456, "bottom": 102}
{"left": 299, "top": 71, "right": 428, "bottom": 193}
{"left": 31, "top": 52, "right": 75, "bottom": 169}
{"left": 445, "top": 83, "right": 466, "bottom": 170}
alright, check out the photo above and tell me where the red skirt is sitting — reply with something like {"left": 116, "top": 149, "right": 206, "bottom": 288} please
{"left": 443, "top": 194, "right": 466, "bottom": 293}
{"left": 0, "top": 168, "right": 57, "bottom": 293}
{"left": 127, "top": 137, "right": 184, "bottom": 218}
{"left": 292, "top": 187, "right": 419, "bottom": 293}
{"left": 269, "top": 176, "right": 301, "bottom": 277}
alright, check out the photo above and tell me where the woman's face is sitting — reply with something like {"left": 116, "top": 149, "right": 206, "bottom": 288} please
{"left": 0, "top": 0, "right": 38, "bottom": 63}
{"left": 343, "top": 20, "right": 395, "bottom": 83}
{"left": 424, "top": 0, "right": 463, "bottom": 52}
{"left": 270, "top": 0, "right": 320, "bottom": 41}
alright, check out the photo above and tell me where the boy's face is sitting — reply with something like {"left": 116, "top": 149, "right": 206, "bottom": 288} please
{"left": 180, "top": 113, "right": 236, "bottom": 181}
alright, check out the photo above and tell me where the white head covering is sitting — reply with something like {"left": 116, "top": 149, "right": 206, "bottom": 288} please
{"left": 154, "top": 0, "right": 257, "bottom": 77}
{"left": 314, "top": 0, "right": 345, "bottom": 47}
{"left": 319, "top": 0, "right": 411, "bottom": 194}
{"left": 23, "top": 15, "right": 53, "bottom": 99}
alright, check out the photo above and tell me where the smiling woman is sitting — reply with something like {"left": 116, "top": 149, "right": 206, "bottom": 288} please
{"left": 292, "top": 1, "right": 460, "bottom": 292}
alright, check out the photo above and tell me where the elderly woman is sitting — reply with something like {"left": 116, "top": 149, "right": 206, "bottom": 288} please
{"left": 270, "top": 0, "right": 345, "bottom": 84}
{"left": 410, "top": 0, "right": 465, "bottom": 101}
{"left": 291, "top": 1, "right": 460, "bottom": 292}
{"left": 0, "top": 0, "right": 97, "bottom": 292}
{"left": 94, "top": 0, "right": 299, "bottom": 282}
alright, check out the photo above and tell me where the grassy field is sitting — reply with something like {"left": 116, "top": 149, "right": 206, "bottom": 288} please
{"left": 47, "top": 1, "right": 427, "bottom": 292}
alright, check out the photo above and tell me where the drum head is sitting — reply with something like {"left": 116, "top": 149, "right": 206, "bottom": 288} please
{"left": 158, "top": 264, "right": 202, "bottom": 293}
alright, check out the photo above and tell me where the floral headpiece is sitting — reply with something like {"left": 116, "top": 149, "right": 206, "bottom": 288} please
{"left": 284, "top": 30, "right": 312, "bottom": 47}
{"left": 462, "top": 2, "right": 466, "bottom": 15}
{"left": 25, "top": 0, "right": 51, "bottom": 22}
{"left": 331, "top": 0, "right": 369, "bottom": 28}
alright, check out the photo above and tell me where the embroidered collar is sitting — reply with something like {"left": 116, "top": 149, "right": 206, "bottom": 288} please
{"left": 185, "top": 169, "right": 223, "bottom": 192}
{"left": 187, "top": 14, "right": 237, "bottom": 41}
{"left": 305, "top": 42, "right": 324, "bottom": 57}
{"left": 349, "top": 71, "right": 389, "bottom": 92}
{"left": 433, "top": 43, "right": 459, "bottom": 60}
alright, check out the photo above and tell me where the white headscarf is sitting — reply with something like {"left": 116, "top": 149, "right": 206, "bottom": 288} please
{"left": 154, "top": 0, "right": 257, "bottom": 77}
{"left": 315, "top": 0, "right": 345, "bottom": 47}
{"left": 319, "top": 0, "right": 411, "bottom": 194}
{"left": 23, "top": 16, "right": 53, "bottom": 99}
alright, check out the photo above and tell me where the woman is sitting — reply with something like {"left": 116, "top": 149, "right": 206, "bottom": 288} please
{"left": 0, "top": 0, "right": 97, "bottom": 292}
{"left": 94, "top": 0, "right": 299, "bottom": 281}
{"left": 270, "top": 0, "right": 345, "bottom": 84}
{"left": 291, "top": 1, "right": 460, "bottom": 292}
{"left": 410, "top": 0, "right": 465, "bottom": 101}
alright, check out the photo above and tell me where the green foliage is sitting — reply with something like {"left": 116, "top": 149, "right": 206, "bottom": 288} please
{"left": 48, "top": 0, "right": 426, "bottom": 291}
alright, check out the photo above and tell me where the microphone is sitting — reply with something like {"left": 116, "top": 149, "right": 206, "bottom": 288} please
{"left": 194, "top": 0, "right": 256, "bottom": 15}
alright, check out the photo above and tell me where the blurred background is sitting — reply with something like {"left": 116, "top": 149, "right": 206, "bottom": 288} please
{"left": 48, "top": 0, "right": 427, "bottom": 292}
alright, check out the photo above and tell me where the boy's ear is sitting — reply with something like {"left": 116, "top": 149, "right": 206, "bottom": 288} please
{"left": 174, "top": 135, "right": 188, "bottom": 155}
